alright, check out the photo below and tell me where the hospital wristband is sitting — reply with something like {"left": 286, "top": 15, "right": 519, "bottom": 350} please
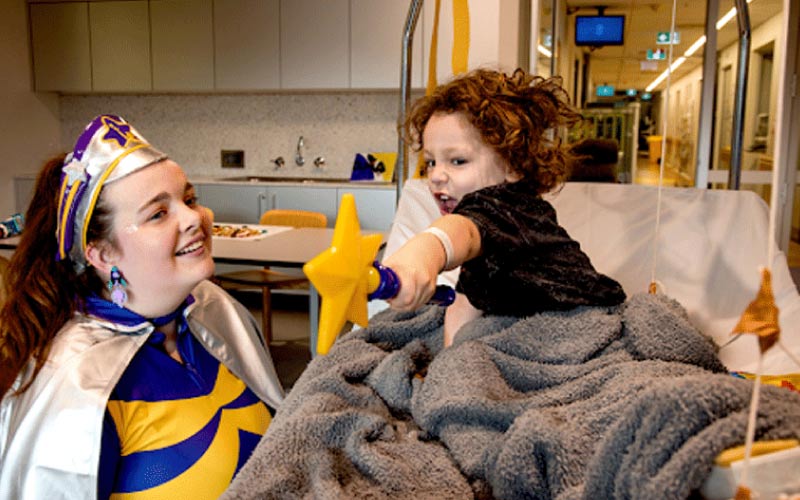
{"left": 423, "top": 226, "right": 455, "bottom": 270}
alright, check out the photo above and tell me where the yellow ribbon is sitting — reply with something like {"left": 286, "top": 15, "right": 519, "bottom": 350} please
{"left": 451, "top": 0, "right": 470, "bottom": 74}
{"left": 413, "top": 0, "right": 471, "bottom": 179}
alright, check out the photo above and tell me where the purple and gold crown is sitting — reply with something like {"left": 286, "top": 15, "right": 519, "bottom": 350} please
{"left": 56, "top": 115, "right": 167, "bottom": 273}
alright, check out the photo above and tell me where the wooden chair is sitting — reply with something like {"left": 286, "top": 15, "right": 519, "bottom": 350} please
{"left": 214, "top": 209, "right": 327, "bottom": 345}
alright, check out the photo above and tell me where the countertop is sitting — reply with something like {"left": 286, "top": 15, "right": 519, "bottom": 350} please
{"left": 192, "top": 175, "right": 395, "bottom": 188}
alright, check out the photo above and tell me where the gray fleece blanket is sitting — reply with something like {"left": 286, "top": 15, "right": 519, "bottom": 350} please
{"left": 223, "top": 293, "right": 800, "bottom": 500}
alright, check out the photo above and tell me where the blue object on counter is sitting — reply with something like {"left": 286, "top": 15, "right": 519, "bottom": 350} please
{"left": 0, "top": 213, "right": 24, "bottom": 239}
{"left": 367, "top": 261, "right": 456, "bottom": 306}
{"left": 350, "top": 153, "right": 375, "bottom": 181}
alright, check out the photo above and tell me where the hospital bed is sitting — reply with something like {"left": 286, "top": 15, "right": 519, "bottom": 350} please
{"left": 222, "top": 181, "right": 800, "bottom": 499}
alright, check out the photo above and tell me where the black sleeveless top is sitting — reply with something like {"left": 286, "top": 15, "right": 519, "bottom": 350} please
{"left": 453, "top": 181, "right": 626, "bottom": 316}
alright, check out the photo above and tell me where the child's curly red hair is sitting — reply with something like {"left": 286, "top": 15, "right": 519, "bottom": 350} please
{"left": 403, "top": 68, "right": 582, "bottom": 194}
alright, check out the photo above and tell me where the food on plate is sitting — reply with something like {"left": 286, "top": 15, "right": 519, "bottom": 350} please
{"left": 212, "top": 224, "right": 266, "bottom": 238}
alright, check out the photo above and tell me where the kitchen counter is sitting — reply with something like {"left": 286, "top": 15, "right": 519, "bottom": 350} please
{"left": 192, "top": 177, "right": 398, "bottom": 231}
{"left": 193, "top": 175, "right": 395, "bottom": 189}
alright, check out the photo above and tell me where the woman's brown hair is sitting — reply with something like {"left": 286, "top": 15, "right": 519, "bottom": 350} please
{"left": 403, "top": 68, "right": 583, "bottom": 194}
{"left": 0, "top": 155, "right": 112, "bottom": 397}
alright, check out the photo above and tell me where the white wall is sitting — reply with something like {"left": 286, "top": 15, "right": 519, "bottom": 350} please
{"left": 663, "top": 11, "right": 783, "bottom": 186}
{"left": 664, "top": 64, "right": 703, "bottom": 182}
{"left": 0, "top": 0, "right": 61, "bottom": 217}
{"left": 710, "top": 13, "right": 783, "bottom": 172}
{"left": 58, "top": 92, "right": 410, "bottom": 181}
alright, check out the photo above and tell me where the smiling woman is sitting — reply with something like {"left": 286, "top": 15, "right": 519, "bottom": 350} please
{"left": 0, "top": 115, "right": 284, "bottom": 500}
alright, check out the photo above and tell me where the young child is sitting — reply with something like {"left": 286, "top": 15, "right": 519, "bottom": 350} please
{"left": 383, "top": 68, "right": 626, "bottom": 346}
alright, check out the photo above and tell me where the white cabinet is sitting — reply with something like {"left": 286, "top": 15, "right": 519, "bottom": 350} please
{"left": 150, "top": 0, "right": 215, "bottom": 91}
{"left": 197, "top": 183, "right": 339, "bottom": 225}
{"left": 280, "top": 0, "right": 350, "bottom": 89}
{"left": 29, "top": 2, "right": 92, "bottom": 92}
{"left": 89, "top": 1, "right": 151, "bottom": 92}
{"left": 14, "top": 177, "right": 36, "bottom": 215}
{"left": 337, "top": 187, "right": 396, "bottom": 231}
{"left": 350, "top": 0, "right": 424, "bottom": 89}
{"left": 28, "top": 0, "right": 434, "bottom": 92}
{"left": 258, "top": 186, "right": 338, "bottom": 225}
{"left": 214, "top": 0, "right": 280, "bottom": 90}
{"left": 195, "top": 182, "right": 396, "bottom": 231}
{"left": 198, "top": 184, "right": 266, "bottom": 223}
{"left": 422, "top": 0, "right": 501, "bottom": 84}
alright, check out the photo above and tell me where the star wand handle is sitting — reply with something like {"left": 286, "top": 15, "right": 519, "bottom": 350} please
{"left": 367, "top": 261, "right": 455, "bottom": 305}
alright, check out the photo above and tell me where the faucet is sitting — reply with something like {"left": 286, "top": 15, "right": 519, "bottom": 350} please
{"left": 271, "top": 156, "right": 285, "bottom": 170}
{"left": 313, "top": 156, "right": 326, "bottom": 169}
{"left": 295, "top": 136, "right": 305, "bottom": 166}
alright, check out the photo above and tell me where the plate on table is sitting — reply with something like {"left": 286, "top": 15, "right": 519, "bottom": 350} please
{"left": 211, "top": 224, "right": 290, "bottom": 241}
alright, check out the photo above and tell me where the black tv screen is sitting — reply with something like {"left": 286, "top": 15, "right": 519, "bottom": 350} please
{"left": 575, "top": 15, "right": 625, "bottom": 46}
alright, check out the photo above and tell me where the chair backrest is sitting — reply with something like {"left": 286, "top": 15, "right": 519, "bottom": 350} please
{"left": 568, "top": 138, "right": 620, "bottom": 183}
{"left": 260, "top": 209, "right": 327, "bottom": 228}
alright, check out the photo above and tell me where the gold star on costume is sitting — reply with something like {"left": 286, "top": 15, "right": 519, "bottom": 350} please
{"left": 303, "top": 194, "right": 383, "bottom": 355}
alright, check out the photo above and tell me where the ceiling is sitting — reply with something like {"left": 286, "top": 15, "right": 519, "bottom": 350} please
{"left": 557, "top": 0, "right": 783, "bottom": 92}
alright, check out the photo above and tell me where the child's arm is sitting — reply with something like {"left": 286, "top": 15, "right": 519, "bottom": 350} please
{"left": 382, "top": 214, "right": 481, "bottom": 311}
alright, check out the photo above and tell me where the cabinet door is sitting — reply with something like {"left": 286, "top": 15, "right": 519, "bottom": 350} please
{"left": 422, "top": 0, "right": 501, "bottom": 84}
{"left": 280, "top": 0, "right": 349, "bottom": 89}
{"left": 261, "top": 186, "right": 337, "bottom": 226}
{"left": 150, "top": 0, "right": 214, "bottom": 91}
{"left": 89, "top": 1, "right": 151, "bottom": 92}
{"left": 214, "top": 0, "right": 280, "bottom": 90}
{"left": 337, "top": 188, "right": 397, "bottom": 231}
{"left": 350, "top": 0, "right": 424, "bottom": 89}
{"left": 14, "top": 178, "right": 36, "bottom": 215}
{"left": 29, "top": 2, "right": 91, "bottom": 92}
{"left": 199, "top": 184, "right": 266, "bottom": 223}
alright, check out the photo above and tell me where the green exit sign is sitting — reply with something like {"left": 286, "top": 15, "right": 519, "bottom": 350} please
{"left": 647, "top": 49, "right": 667, "bottom": 60}
{"left": 656, "top": 31, "right": 680, "bottom": 44}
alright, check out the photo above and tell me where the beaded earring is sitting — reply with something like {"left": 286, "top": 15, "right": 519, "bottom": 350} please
{"left": 107, "top": 266, "right": 128, "bottom": 307}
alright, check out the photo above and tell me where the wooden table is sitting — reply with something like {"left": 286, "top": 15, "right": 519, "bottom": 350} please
{"left": 0, "top": 235, "right": 21, "bottom": 250}
{"left": 213, "top": 226, "right": 385, "bottom": 355}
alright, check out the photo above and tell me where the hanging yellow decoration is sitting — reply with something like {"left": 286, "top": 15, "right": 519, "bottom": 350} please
{"left": 413, "top": 0, "right": 471, "bottom": 179}
{"left": 731, "top": 268, "right": 780, "bottom": 353}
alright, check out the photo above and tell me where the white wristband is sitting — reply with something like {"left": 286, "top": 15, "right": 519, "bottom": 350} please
{"left": 423, "top": 226, "right": 454, "bottom": 270}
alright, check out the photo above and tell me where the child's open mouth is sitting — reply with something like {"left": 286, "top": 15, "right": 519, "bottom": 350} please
{"left": 434, "top": 193, "right": 458, "bottom": 214}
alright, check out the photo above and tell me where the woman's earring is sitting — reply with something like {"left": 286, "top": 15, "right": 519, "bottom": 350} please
{"left": 107, "top": 266, "right": 128, "bottom": 307}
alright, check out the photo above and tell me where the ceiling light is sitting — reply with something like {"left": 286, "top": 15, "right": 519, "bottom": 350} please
{"left": 538, "top": 44, "right": 552, "bottom": 58}
{"left": 684, "top": 35, "right": 707, "bottom": 57}
{"left": 716, "top": 7, "right": 737, "bottom": 30}
{"left": 645, "top": 0, "right": 756, "bottom": 92}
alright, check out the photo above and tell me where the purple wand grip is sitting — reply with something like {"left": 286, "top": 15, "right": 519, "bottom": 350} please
{"left": 367, "top": 262, "right": 400, "bottom": 300}
{"left": 367, "top": 261, "right": 455, "bottom": 306}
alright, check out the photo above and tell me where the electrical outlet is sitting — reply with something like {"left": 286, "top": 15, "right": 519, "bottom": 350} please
{"left": 221, "top": 150, "right": 245, "bottom": 168}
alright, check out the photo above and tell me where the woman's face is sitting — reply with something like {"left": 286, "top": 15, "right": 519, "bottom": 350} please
{"left": 424, "top": 112, "right": 518, "bottom": 215}
{"left": 96, "top": 160, "right": 214, "bottom": 316}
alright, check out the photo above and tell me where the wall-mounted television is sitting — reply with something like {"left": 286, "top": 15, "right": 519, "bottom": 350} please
{"left": 575, "top": 15, "right": 625, "bottom": 46}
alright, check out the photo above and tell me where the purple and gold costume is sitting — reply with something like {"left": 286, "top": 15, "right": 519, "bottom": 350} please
{"left": 86, "top": 295, "right": 272, "bottom": 498}
{"left": 0, "top": 281, "right": 284, "bottom": 500}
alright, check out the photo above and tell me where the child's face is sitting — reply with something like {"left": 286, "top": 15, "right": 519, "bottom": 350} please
{"left": 423, "top": 112, "right": 518, "bottom": 215}
{"left": 99, "top": 160, "right": 214, "bottom": 316}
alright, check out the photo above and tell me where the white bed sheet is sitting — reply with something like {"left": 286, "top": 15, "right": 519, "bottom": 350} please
{"left": 376, "top": 179, "right": 800, "bottom": 374}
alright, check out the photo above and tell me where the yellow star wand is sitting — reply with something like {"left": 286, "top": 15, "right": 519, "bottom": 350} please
{"left": 304, "top": 194, "right": 455, "bottom": 355}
